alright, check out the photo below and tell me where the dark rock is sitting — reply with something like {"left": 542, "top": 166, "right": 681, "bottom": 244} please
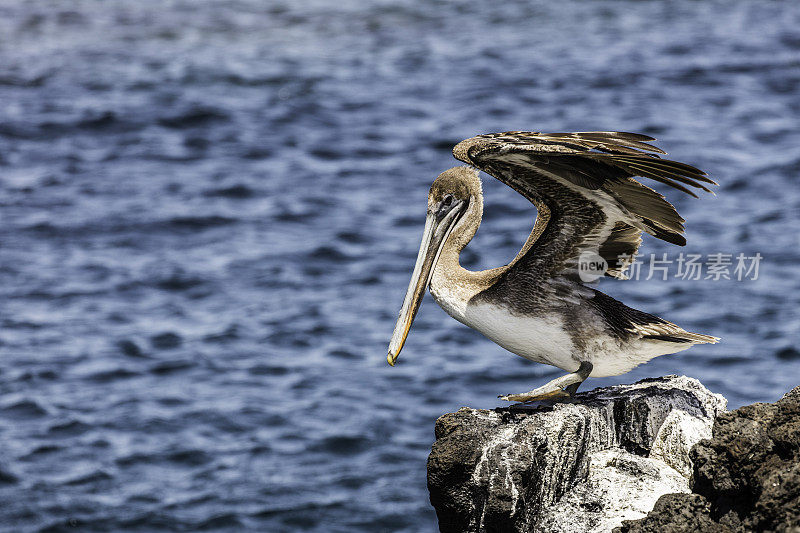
{"left": 616, "top": 493, "right": 731, "bottom": 532}
{"left": 618, "top": 385, "right": 800, "bottom": 533}
{"left": 427, "top": 376, "right": 726, "bottom": 532}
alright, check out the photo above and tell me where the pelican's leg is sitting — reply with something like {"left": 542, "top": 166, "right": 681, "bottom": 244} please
{"left": 499, "top": 361, "right": 593, "bottom": 402}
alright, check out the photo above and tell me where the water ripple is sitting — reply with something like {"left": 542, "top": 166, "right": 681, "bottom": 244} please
{"left": 0, "top": 1, "right": 798, "bottom": 531}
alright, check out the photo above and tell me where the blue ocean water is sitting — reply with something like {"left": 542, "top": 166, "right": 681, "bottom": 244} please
{"left": 0, "top": 1, "right": 798, "bottom": 531}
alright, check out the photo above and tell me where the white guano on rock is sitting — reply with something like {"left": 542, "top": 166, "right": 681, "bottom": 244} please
{"left": 427, "top": 375, "right": 727, "bottom": 533}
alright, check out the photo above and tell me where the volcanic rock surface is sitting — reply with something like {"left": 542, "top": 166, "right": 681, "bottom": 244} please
{"left": 427, "top": 375, "right": 727, "bottom": 532}
{"left": 618, "top": 384, "right": 800, "bottom": 533}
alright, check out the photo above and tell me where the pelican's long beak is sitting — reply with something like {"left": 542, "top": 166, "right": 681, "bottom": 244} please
{"left": 387, "top": 203, "right": 464, "bottom": 366}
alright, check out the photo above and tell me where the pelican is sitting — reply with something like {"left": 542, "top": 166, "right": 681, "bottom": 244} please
{"left": 387, "top": 131, "right": 718, "bottom": 402}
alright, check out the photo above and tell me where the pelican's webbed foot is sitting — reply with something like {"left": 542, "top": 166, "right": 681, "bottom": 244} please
{"left": 499, "top": 361, "right": 593, "bottom": 403}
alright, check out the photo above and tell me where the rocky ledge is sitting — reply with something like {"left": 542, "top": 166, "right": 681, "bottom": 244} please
{"left": 428, "top": 376, "right": 800, "bottom": 533}
{"left": 618, "top": 384, "right": 800, "bottom": 532}
{"left": 427, "top": 375, "right": 727, "bottom": 532}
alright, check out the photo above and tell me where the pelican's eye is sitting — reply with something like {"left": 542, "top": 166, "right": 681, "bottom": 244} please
{"left": 441, "top": 194, "right": 454, "bottom": 208}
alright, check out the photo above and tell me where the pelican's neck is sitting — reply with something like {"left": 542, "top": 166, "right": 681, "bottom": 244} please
{"left": 441, "top": 192, "right": 482, "bottom": 266}
{"left": 430, "top": 191, "right": 500, "bottom": 320}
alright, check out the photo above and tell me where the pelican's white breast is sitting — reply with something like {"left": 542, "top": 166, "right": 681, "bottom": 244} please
{"left": 462, "top": 302, "right": 579, "bottom": 372}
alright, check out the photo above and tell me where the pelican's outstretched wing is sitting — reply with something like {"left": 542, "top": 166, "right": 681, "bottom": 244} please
{"left": 453, "top": 131, "right": 716, "bottom": 280}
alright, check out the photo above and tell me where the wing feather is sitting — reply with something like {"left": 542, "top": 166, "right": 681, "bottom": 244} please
{"left": 589, "top": 289, "right": 719, "bottom": 343}
{"left": 541, "top": 131, "right": 668, "bottom": 155}
{"left": 453, "top": 131, "right": 715, "bottom": 280}
{"left": 613, "top": 162, "right": 702, "bottom": 198}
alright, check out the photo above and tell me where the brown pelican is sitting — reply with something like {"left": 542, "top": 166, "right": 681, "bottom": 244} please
{"left": 387, "top": 131, "right": 718, "bottom": 402}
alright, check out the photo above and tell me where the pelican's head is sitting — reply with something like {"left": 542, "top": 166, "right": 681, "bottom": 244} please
{"left": 387, "top": 167, "right": 481, "bottom": 366}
